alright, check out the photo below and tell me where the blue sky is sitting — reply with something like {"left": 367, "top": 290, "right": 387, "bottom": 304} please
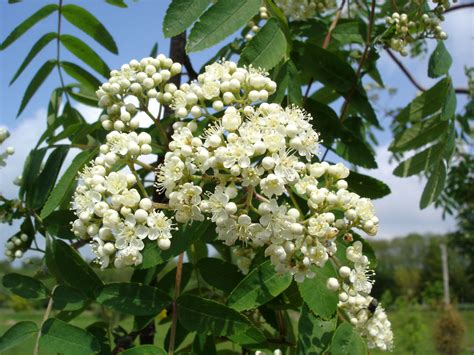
{"left": 0, "top": 1, "right": 473, "bottom": 260}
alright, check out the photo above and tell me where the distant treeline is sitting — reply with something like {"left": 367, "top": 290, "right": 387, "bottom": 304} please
{"left": 371, "top": 233, "right": 474, "bottom": 305}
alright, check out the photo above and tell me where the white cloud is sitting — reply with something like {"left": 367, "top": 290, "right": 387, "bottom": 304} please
{"left": 365, "top": 146, "right": 456, "bottom": 239}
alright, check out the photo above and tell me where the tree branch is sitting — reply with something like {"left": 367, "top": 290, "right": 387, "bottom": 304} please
{"left": 386, "top": 48, "right": 470, "bottom": 95}
{"left": 444, "top": 3, "right": 474, "bottom": 13}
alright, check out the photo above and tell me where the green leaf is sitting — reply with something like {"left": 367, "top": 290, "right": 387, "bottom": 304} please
{"left": 271, "top": 60, "right": 303, "bottom": 105}
{"left": 302, "top": 44, "right": 356, "bottom": 93}
{"left": 441, "top": 78, "right": 456, "bottom": 121}
{"left": 62, "top": 4, "right": 118, "bottom": 54}
{"left": 301, "top": 44, "right": 378, "bottom": 126}
{"left": 390, "top": 116, "right": 448, "bottom": 153}
{"left": 140, "top": 219, "right": 215, "bottom": 268}
{"left": 331, "top": 19, "right": 365, "bottom": 45}
{"left": 156, "top": 263, "right": 194, "bottom": 297}
{"left": 393, "top": 143, "right": 444, "bottom": 177}
{"left": 197, "top": 257, "right": 243, "bottom": 293}
{"left": 21, "top": 149, "right": 47, "bottom": 199}
{"left": 106, "top": 0, "right": 128, "bottom": 7}
{"left": 0, "top": 321, "right": 38, "bottom": 352}
{"left": 149, "top": 42, "right": 158, "bottom": 57}
{"left": 193, "top": 334, "right": 217, "bottom": 355}
{"left": 47, "top": 239, "right": 103, "bottom": 298}
{"left": 60, "top": 61, "right": 102, "bottom": 91}
{"left": 428, "top": 41, "right": 452, "bottom": 78}
{"left": 239, "top": 18, "right": 287, "bottom": 70}
{"left": 346, "top": 170, "right": 391, "bottom": 199}
{"left": 41, "top": 148, "right": 98, "bottom": 219}
{"left": 163, "top": 0, "right": 210, "bottom": 38}
{"left": 330, "top": 323, "right": 367, "bottom": 355}
{"left": 2, "top": 273, "right": 49, "bottom": 300}
{"left": 395, "top": 78, "right": 450, "bottom": 123}
{"left": 228, "top": 325, "right": 267, "bottom": 347}
{"left": 39, "top": 318, "right": 100, "bottom": 355}
{"left": 297, "top": 304, "right": 336, "bottom": 354}
{"left": 96, "top": 283, "right": 171, "bottom": 315}
{"left": 10, "top": 32, "right": 56, "bottom": 85}
{"left": 335, "top": 135, "right": 377, "bottom": 169}
{"left": 228, "top": 260, "right": 292, "bottom": 312}
{"left": 420, "top": 160, "right": 447, "bottom": 209}
{"left": 298, "top": 263, "right": 338, "bottom": 319}
{"left": 28, "top": 145, "right": 69, "bottom": 210}
{"left": 52, "top": 285, "right": 89, "bottom": 311}
{"left": 186, "top": 0, "right": 261, "bottom": 52}
{"left": 123, "top": 345, "right": 167, "bottom": 355}
{"left": 60, "top": 35, "right": 110, "bottom": 77}
{"left": 0, "top": 4, "right": 58, "bottom": 50}
{"left": 17, "top": 59, "right": 56, "bottom": 116}
{"left": 177, "top": 294, "right": 252, "bottom": 336}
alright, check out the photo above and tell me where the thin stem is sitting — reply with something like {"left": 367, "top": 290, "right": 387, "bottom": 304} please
{"left": 444, "top": 3, "right": 474, "bottom": 13}
{"left": 168, "top": 252, "right": 184, "bottom": 355}
{"left": 135, "top": 159, "right": 155, "bottom": 171}
{"left": 56, "top": 0, "right": 70, "bottom": 104}
{"left": 127, "top": 161, "right": 148, "bottom": 197}
{"left": 152, "top": 202, "right": 171, "bottom": 210}
{"left": 386, "top": 48, "right": 470, "bottom": 95}
{"left": 33, "top": 286, "right": 57, "bottom": 355}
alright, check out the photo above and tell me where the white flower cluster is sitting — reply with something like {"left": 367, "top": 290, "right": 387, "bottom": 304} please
{"left": 385, "top": 12, "right": 447, "bottom": 56}
{"left": 71, "top": 154, "right": 175, "bottom": 268}
{"left": 326, "top": 241, "right": 394, "bottom": 351}
{"left": 96, "top": 55, "right": 182, "bottom": 132}
{"left": 275, "top": 0, "right": 337, "bottom": 21}
{"left": 244, "top": 6, "right": 269, "bottom": 41}
{"left": 157, "top": 61, "right": 378, "bottom": 282}
{"left": 0, "top": 128, "right": 14, "bottom": 168}
{"left": 70, "top": 54, "right": 391, "bottom": 349}
{"left": 4, "top": 233, "right": 28, "bottom": 261}
{"left": 169, "top": 60, "right": 277, "bottom": 119}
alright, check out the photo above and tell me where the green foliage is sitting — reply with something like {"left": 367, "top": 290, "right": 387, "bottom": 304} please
{"left": 297, "top": 304, "right": 336, "bottom": 354}
{"left": 186, "top": 0, "right": 261, "bottom": 52}
{"left": 0, "top": 4, "right": 58, "bottom": 50}
{"left": 239, "top": 18, "right": 287, "bottom": 70}
{"left": 122, "top": 345, "right": 167, "bottom": 355}
{"left": 41, "top": 147, "right": 99, "bottom": 219}
{"left": 176, "top": 294, "right": 253, "bottom": 337}
{"left": 298, "top": 263, "right": 338, "bottom": 319}
{"left": 10, "top": 32, "right": 56, "bottom": 85}
{"left": 62, "top": 4, "right": 118, "bottom": 54}
{"left": 39, "top": 318, "right": 100, "bottom": 355}
{"left": 96, "top": 283, "right": 171, "bottom": 315}
{"left": 2, "top": 273, "right": 49, "bottom": 300}
{"left": 17, "top": 60, "right": 56, "bottom": 116}
{"left": 1, "top": 0, "right": 469, "bottom": 353}
{"left": 0, "top": 321, "right": 38, "bottom": 352}
{"left": 163, "top": 0, "right": 210, "bottom": 38}
{"left": 331, "top": 323, "right": 367, "bottom": 355}
{"left": 46, "top": 239, "right": 103, "bottom": 298}
{"left": 197, "top": 257, "right": 243, "bottom": 293}
{"left": 228, "top": 260, "right": 292, "bottom": 311}
{"left": 428, "top": 41, "right": 452, "bottom": 79}
{"left": 60, "top": 35, "right": 110, "bottom": 77}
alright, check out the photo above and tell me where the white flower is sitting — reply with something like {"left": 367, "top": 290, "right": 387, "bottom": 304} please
{"left": 260, "top": 174, "right": 286, "bottom": 197}
{"left": 147, "top": 211, "right": 173, "bottom": 241}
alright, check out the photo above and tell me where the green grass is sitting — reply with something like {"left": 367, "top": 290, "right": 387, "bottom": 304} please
{"left": 1, "top": 307, "right": 473, "bottom": 354}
